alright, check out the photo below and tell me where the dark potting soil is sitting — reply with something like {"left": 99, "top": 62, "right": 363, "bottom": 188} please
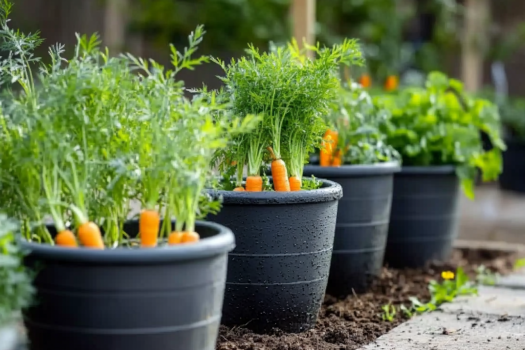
{"left": 217, "top": 248, "right": 518, "bottom": 350}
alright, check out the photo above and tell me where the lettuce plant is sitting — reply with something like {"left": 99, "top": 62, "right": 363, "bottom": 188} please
{"left": 376, "top": 72, "right": 506, "bottom": 198}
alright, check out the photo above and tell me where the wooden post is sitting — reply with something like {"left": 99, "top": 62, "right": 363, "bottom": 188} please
{"left": 291, "top": 0, "right": 316, "bottom": 58}
{"left": 461, "top": 0, "right": 489, "bottom": 92}
{"left": 104, "top": 0, "right": 128, "bottom": 54}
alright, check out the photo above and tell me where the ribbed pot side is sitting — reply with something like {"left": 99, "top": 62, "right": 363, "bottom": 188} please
{"left": 21, "top": 221, "right": 235, "bottom": 350}
{"left": 206, "top": 179, "right": 342, "bottom": 334}
{"left": 303, "top": 163, "right": 400, "bottom": 297}
{"left": 385, "top": 166, "right": 460, "bottom": 268}
{"left": 500, "top": 138, "right": 525, "bottom": 193}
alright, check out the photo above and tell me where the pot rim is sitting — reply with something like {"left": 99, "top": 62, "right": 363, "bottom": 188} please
{"left": 206, "top": 177, "right": 343, "bottom": 205}
{"left": 399, "top": 165, "right": 456, "bottom": 175}
{"left": 303, "top": 161, "right": 400, "bottom": 177}
{"left": 19, "top": 220, "right": 235, "bottom": 264}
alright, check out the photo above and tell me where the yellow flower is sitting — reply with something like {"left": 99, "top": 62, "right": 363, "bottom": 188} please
{"left": 442, "top": 271, "right": 455, "bottom": 280}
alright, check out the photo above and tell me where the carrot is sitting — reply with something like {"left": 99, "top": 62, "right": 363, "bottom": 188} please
{"left": 233, "top": 186, "right": 245, "bottom": 192}
{"left": 168, "top": 231, "right": 184, "bottom": 245}
{"left": 55, "top": 230, "right": 78, "bottom": 248}
{"left": 332, "top": 149, "right": 342, "bottom": 167}
{"left": 359, "top": 74, "right": 372, "bottom": 88}
{"left": 140, "top": 209, "right": 160, "bottom": 247}
{"left": 321, "top": 130, "right": 338, "bottom": 167}
{"left": 267, "top": 147, "right": 290, "bottom": 192}
{"left": 384, "top": 75, "right": 399, "bottom": 91}
{"left": 78, "top": 222, "right": 105, "bottom": 249}
{"left": 329, "top": 130, "right": 339, "bottom": 152}
{"left": 320, "top": 131, "right": 332, "bottom": 167}
{"left": 182, "top": 231, "right": 200, "bottom": 243}
{"left": 246, "top": 175, "right": 262, "bottom": 192}
{"left": 289, "top": 176, "right": 302, "bottom": 191}
{"left": 168, "top": 231, "right": 200, "bottom": 245}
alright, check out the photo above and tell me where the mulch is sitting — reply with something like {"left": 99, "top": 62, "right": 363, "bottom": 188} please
{"left": 217, "top": 248, "right": 519, "bottom": 350}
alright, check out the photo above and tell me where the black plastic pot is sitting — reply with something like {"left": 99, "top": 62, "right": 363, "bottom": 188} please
{"left": 500, "top": 138, "right": 525, "bottom": 193}
{"left": 385, "top": 166, "right": 459, "bottom": 268}
{"left": 20, "top": 221, "right": 234, "bottom": 350}
{"left": 302, "top": 163, "right": 400, "bottom": 297}
{"left": 206, "top": 179, "right": 342, "bottom": 334}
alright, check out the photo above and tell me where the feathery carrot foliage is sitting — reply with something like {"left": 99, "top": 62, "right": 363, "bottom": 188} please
{"left": 212, "top": 38, "right": 364, "bottom": 189}
{"left": 0, "top": 1, "right": 256, "bottom": 246}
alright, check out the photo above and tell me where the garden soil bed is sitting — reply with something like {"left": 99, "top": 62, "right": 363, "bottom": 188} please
{"left": 217, "top": 248, "right": 518, "bottom": 350}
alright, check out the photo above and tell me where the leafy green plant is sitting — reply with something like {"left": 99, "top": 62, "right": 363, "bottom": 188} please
{"left": 323, "top": 82, "right": 400, "bottom": 165}
{"left": 376, "top": 72, "right": 506, "bottom": 199}
{"left": 212, "top": 38, "right": 364, "bottom": 191}
{"left": 0, "top": 214, "right": 34, "bottom": 325}
{"left": 381, "top": 303, "right": 396, "bottom": 322}
{"left": 0, "top": 0, "right": 256, "bottom": 247}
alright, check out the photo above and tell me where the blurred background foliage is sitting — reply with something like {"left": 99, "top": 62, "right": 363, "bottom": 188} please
{"left": 10, "top": 0, "right": 525, "bottom": 116}
{"left": 126, "top": 0, "right": 525, "bottom": 136}
{"left": 129, "top": 0, "right": 464, "bottom": 83}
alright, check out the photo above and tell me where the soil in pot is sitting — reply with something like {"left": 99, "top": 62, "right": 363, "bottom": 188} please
{"left": 385, "top": 166, "right": 459, "bottom": 268}
{"left": 302, "top": 162, "right": 400, "bottom": 297}
{"left": 500, "top": 138, "right": 525, "bottom": 193}
{"left": 217, "top": 248, "right": 518, "bottom": 350}
{"left": 206, "top": 179, "right": 343, "bottom": 334}
{"left": 21, "top": 221, "right": 234, "bottom": 350}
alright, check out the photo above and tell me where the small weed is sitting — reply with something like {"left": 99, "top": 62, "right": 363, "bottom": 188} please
{"left": 408, "top": 267, "right": 478, "bottom": 315}
{"left": 399, "top": 304, "right": 413, "bottom": 318}
{"left": 476, "top": 265, "right": 498, "bottom": 286}
{"left": 381, "top": 304, "right": 396, "bottom": 322}
{"left": 514, "top": 258, "right": 525, "bottom": 270}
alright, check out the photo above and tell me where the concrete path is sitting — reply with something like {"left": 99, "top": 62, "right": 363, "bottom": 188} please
{"left": 358, "top": 269, "right": 525, "bottom": 350}
{"left": 459, "top": 184, "right": 525, "bottom": 244}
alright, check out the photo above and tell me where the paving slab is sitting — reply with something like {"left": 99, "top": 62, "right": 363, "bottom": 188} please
{"left": 439, "top": 286, "right": 525, "bottom": 317}
{"left": 359, "top": 312, "right": 525, "bottom": 350}
{"left": 358, "top": 272, "right": 525, "bottom": 350}
{"left": 497, "top": 269, "right": 525, "bottom": 290}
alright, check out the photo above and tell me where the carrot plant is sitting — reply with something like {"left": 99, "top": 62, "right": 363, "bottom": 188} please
{"left": 321, "top": 82, "right": 399, "bottom": 166}
{"left": 213, "top": 38, "right": 364, "bottom": 191}
{"left": 0, "top": 1, "right": 256, "bottom": 247}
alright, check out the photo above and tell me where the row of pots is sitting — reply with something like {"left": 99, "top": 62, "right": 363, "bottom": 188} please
{"left": 20, "top": 164, "right": 460, "bottom": 350}
{"left": 212, "top": 163, "right": 459, "bottom": 335}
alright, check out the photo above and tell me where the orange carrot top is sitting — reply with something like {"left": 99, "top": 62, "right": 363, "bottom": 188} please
{"left": 70, "top": 205, "right": 105, "bottom": 249}
{"left": 359, "top": 74, "right": 372, "bottom": 89}
{"left": 140, "top": 209, "right": 160, "bottom": 247}
{"left": 384, "top": 75, "right": 399, "bottom": 92}
{"left": 267, "top": 146, "right": 290, "bottom": 192}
